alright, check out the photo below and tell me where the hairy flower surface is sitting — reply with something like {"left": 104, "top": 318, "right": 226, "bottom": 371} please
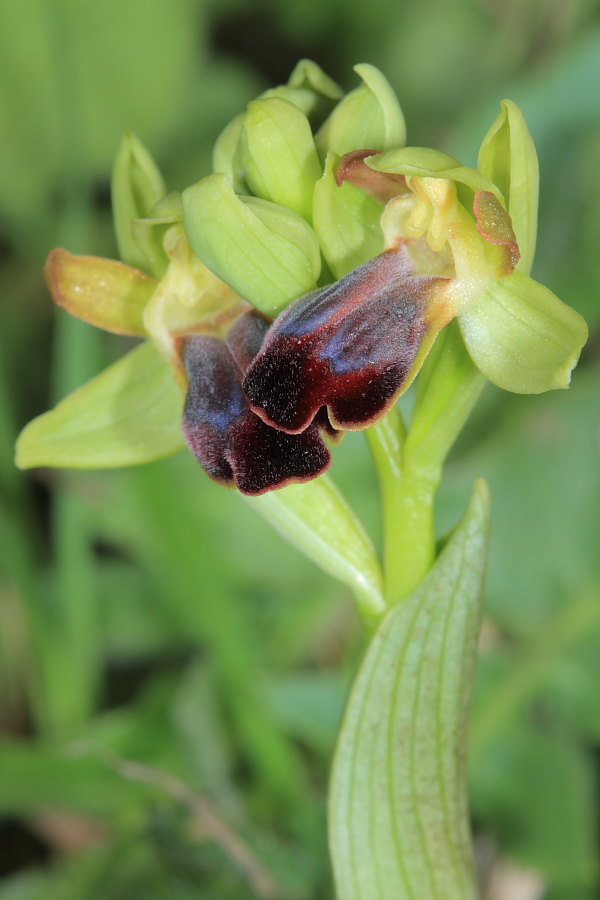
{"left": 182, "top": 310, "right": 333, "bottom": 494}
{"left": 244, "top": 244, "right": 450, "bottom": 433}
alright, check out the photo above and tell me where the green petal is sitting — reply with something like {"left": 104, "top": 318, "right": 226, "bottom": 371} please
{"left": 313, "top": 152, "right": 384, "bottom": 278}
{"left": 15, "top": 342, "right": 183, "bottom": 469}
{"left": 182, "top": 173, "right": 321, "bottom": 316}
{"left": 329, "top": 481, "right": 489, "bottom": 900}
{"left": 111, "top": 131, "right": 167, "bottom": 277}
{"left": 459, "top": 272, "right": 588, "bottom": 393}
{"left": 248, "top": 475, "right": 385, "bottom": 625}
{"left": 477, "top": 100, "right": 539, "bottom": 275}
{"left": 316, "top": 63, "right": 406, "bottom": 158}
{"left": 44, "top": 248, "right": 154, "bottom": 336}
{"left": 241, "top": 97, "right": 322, "bottom": 221}
{"left": 367, "top": 146, "right": 503, "bottom": 203}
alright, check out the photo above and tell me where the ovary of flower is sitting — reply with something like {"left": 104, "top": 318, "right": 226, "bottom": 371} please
{"left": 142, "top": 225, "right": 244, "bottom": 386}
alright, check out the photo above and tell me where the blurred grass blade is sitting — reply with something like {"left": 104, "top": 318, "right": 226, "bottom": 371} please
{"left": 329, "top": 480, "right": 490, "bottom": 900}
{"left": 15, "top": 341, "right": 184, "bottom": 469}
{"left": 248, "top": 476, "right": 385, "bottom": 625}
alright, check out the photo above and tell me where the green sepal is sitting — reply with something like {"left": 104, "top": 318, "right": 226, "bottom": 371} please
{"left": 212, "top": 112, "right": 247, "bottom": 193}
{"left": 367, "top": 147, "right": 504, "bottom": 204}
{"left": 313, "top": 152, "right": 384, "bottom": 278}
{"left": 248, "top": 476, "right": 385, "bottom": 626}
{"left": 459, "top": 272, "right": 588, "bottom": 394}
{"left": 15, "top": 341, "right": 184, "bottom": 469}
{"left": 44, "top": 248, "right": 154, "bottom": 336}
{"left": 182, "top": 173, "right": 321, "bottom": 316}
{"left": 316, "top": 63, "right": 406, "bottom": 159}
{"left": 241, "top": 97, "right": 322, "bottom": 221}
{"left": 329, "top": 480, "right": 490, "bottom": 900}
{"left": 132, "top": 192, "right": 183, "bottom": 280}
{"left": 477, "top": 99, "right": 539, "bottom": 275}
{"left": 263, "top": 58, "right": 343, "bottom": 124}
{"left": 111, "top": 131, "right": 167, "bottom": 277}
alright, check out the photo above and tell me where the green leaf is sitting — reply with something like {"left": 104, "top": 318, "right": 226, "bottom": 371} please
{"left": 111, "top": 131, "right": 167, "bottom": 276}
{"left": 44, "top": 248, "right": 154, "bottom": 336}
{"left": 316, "top": 63, "right": 406, "bottom": 159}
{"left": 241, "top": 97, "right": 322, "bottom": 221}
{"left": 15, "top": 341, "right": 184, "bottom": 469}
{"left": 247, "top": 476, "right": 385, "bottom": 625}
{"left": 458, "top": 271, "right": 588, "bottom": 394}
{"left": 478, "top": 100, "right": 539, "bottom": 275}
{"left": 182, "top": 173, "right": 321, "bottom": 315}
{"left": 329, "top": 480, "right": 490, "bottom": 900}
{"left": 313, "top": 152, "right": 384, "bottom": 278}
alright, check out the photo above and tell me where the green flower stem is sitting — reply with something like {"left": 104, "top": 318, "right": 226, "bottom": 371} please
{"left": 368, "top": 325, "right": 485, "bottom": 608}
{"left": 384, "top": 466, "right": 440, "bottom": 606}
{"left": 366, "top": 407, "right": 428, "bottom": 608}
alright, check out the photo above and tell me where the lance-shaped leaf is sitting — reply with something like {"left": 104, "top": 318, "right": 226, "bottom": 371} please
{"left": 44, "top": 248, "right": 154, "bottom": 336}
{"left": 111, "top": 131, "right": 167, "bottom": 277}
{"left": 316, "top": 63, "right": 406, "bottom": 159}
{"left": 329, "top": 480, "right": 490, "bottom": 900}
{"left": 478, "top": 100, "right": 539, "bottom": 275}
{"left": 241, "top": 97, "right": 322, "bottom": 221}
{"left": 183, "top": 173, "right": 321, "bottom": 316}
{"left": 459, "top": 272, "right": 588, "bottom": 393}
{"left": 248, "top": 476, "right": 385, "bottom": 625}
{"left": 15, "top": 342, "right": 183, "bottom": 469}
{"left": 313, "top": 152, "right": 384, "bottom": 279}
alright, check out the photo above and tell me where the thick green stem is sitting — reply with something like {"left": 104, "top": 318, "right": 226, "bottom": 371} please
{"left": 365, "top": 406, "right": 410, "bottom": 606}
{"left": 367, "top": 324, "right": 485, "bottom": 611}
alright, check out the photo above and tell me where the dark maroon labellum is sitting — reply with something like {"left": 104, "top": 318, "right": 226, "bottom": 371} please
{"left": 243, "top": 245, "right": 449, "bottom": 433}
{"left": 181, "top": 311, "right": 334, "bottom": 495}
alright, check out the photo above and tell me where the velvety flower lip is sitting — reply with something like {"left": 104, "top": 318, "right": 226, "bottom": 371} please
{"left": 243, "top": 243, "right": 451, "bottom": 434}
{"left": 181, "top": 309, "right": 334, "bottom": 495}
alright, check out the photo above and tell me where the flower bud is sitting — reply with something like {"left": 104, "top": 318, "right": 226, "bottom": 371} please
{"left": 316, "top": 64, "right": 406, "bottom": 158}
{"left": 111, "top": 131, "right": 167, "bottom": 276}
{"left": 241, "top": 98, "right": 322, "bottom": 221}
{"left": 264, "top": 58, "right": 342, "bottom": 124}
{"left": 183, "top": 173, "right": 321, "bottom": 315}
{"left": 313, "top": 152, "right": 384, "bottom": 278}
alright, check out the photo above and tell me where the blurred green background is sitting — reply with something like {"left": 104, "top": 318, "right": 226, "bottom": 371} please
{"left": 1, "top": 1, "right": 599, "bottom": 898}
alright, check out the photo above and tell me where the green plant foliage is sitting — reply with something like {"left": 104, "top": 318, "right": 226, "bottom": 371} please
{"left": 15, "top": 342, "right": 184, "bottom": 469}
{"left": 2, "top": 2, "right": 600, "bottom": 898}
{"left": 329, "top": 481, "right": 489, "bottom": 899}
